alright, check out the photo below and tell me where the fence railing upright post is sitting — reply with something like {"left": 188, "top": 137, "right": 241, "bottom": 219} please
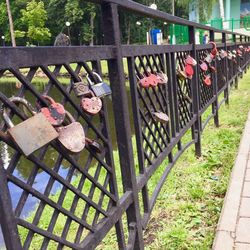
{"left": 100, "top": 3, "right": 144, "bottom": 249}
{"left": 223, "top": 32, "right": 229, "bottom": 105}
{"left": 210, "top": 30, "right": 219, "bottom": 127}
{"left": 189, "top": 26, "right": 201, "bottom": 157}
{"left": 232, "top": 34, "right": 239, "bottom": 89}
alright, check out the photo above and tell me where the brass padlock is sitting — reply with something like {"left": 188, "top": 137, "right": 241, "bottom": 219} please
{"left": 1, "top": 97, "right": 58, "bottom": 156}
{"left": 73, "top": 77, "right": 91, "bottom": 97}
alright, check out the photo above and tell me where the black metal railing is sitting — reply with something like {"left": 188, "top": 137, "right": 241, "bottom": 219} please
{"left": 0, "top": 1, "right": 250, "bottom": 249}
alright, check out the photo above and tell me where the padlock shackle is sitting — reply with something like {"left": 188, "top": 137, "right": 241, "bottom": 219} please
{"left": 2, "top": 97, "right": 36, "bottom": 128}
{"left": 86, "top": 72, "right": 103, "bottom": 86}
{"left": 42, "top": 95, "right": 56, "bottom": 105}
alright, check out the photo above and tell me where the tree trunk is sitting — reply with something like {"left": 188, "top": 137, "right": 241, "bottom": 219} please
{"left": 90, "top": 13, "right": 95, "bottom": 46}
{"left": 5, "top": 0, "right": 16, "bottom": 47}
{"left": 219, "top": 0, "right": 225, "bottom": 20}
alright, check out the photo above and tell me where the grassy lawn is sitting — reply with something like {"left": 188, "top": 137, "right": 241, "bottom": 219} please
{"left": 17, "top": 72, "right": 250, "bottom": 249}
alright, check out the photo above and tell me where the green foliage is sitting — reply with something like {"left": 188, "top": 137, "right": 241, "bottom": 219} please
{"left": 20, "top": 0, "right": 51, "bottom": 44}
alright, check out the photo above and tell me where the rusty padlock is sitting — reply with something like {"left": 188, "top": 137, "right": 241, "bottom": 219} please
{"left": 73, "top": 78, "right": 92, "bottom": 97}
{"left": 185, "top": 55, "right": 197, "bottom": 66}
{"left": 81, "top": 91, "right": 102, "bottom": 115}
{"left": 200, "top": 61, "right": 208, "bottom": 72}
{"left": 56, "top": 111, "right": 85, "bottom": 154}
{"left": 185, "top": 64, "right": 194, "bottom": 79}
{"left": 156, "top": 72, "right": 168, "bottom": 85}
{"left": 87, "top": 72, "right": 112, "bottom": 98}
{"left": 85, "top": 137, "right": 103, "bottom": 154}
{"left": 203, "top": 74, "right": 211, "bottom": 86}
{"left": 40, "top": 95, "right": 66, "bottom": 126}
{"left": 1, "top": 97, "right": 58, "bottom": 156}
{"left": 152, "top": 111, "right": 169, "bottom": 123}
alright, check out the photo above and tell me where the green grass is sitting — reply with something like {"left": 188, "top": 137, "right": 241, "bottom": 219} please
{"left": 18, "top": 72, "right": 250, "bottom": 249}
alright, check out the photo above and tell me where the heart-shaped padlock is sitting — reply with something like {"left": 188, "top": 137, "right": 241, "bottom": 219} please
{"left": 227, "top": 51, "right": 233, "bottom": 60}
{"left": 152, "top": 111, "right": 169, "bottom": 123}
{"left": 209, "top": 42, "right": 218, "bottom": 56}
{"left": 219, "top": 50, "right": 227, "bottom": 59}
{"left": 81, "top": 92, "right": 102, "bottom": 115}
{"left": 40, "top": 95, "right": 66, "bottom": 126}
{"left": 138, "top": 75, "right": 151, "bottom": 88}
{"left": 56, "top": 111, "right": 85, "bottom": 154}
{"left": 203, "top": 74, "right": 211, "bottom": 86}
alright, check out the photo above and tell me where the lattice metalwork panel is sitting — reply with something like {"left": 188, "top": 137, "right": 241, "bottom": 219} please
{"left": 175, "top": 51, "right": 192, "bottom": 129}
{"left": 131, "top": 54, "right": 171, "bottom": 168}
{"left": 216, "top": 56, "right": 227, "bottom": 91}
{"left": 197, "top": 50, "right": 214, "bottom": 109}
{"left": 0, "top": 62, "right": 123, "bottom": 249}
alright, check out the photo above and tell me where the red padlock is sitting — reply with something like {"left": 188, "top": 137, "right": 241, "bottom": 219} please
{"left": 139, "top": 75, "right": 150, "bottom": 88}
{"left": 203, "top": 75, "right": 211, "bottom": 86}
{"left": 147, "top": 73, "right": 158, "bottom": 87}
{"left": 185, "top": 55, "right": 197, "bottom": 66}
{"left": 209, "top": 41, "right": 218, "bottom": 56}
{"left": 81, "top": 92, "right": 102, "bottom": 115}
{"left": 40, "top": 95, "right": 66, "bottom": 126}
{"left": 185, "top": 64, "right": 194, "bottom": 79}
{"left": 200, "top": 61, "right": 208, "bottom": 71}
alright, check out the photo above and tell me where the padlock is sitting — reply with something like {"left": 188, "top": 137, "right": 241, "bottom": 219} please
{"left": 203, "top": 74, "right": 211, "bottom": 86}
{"left": 219, "top": 50, "right": 227, "bottom": 59}
{"left": 209, "top": 41, "right": 218, "bottom": 56}
{"left": 56, "top": 111, "right": 85, "bottom": 154}
{"left": 81, "top": 91, "right": 102, "bottom": 115}
{"left": 185, "top": 55, "right": 197, "bottom": 66}
{"left": 1, "top": 97, "right": 58, "bottom": 156}
{"left": 85, "top": 137, "right": 103, "bottom": 154}
{"left": 185, "top": 64, "right": 194, "bottom": 79}
{"left": 156, "top": 72, "right": 168, "bottom": 85}
{"left": 40, "top": 95, "right": 66, "bottom": 126}
{"left": 177, "top": 68, "right": 187, "bottom": 81}
{"left": 227, "top": 51, "right": 233, "bottom": 60}
{"left": 239, "top": 45, "right": 244, "bottom": 50}
{"left": 209, "top": 65, "right": 216, "bottom": 73}
{"left": 147, "top": 73, "right": 158, "bottom": 87}
{"left": 200, "top": 61, "right": 208, "bottom": 71}
{"left": 204, "top": 53, "right": 214, "bottom": 64}
{"left": 238, "top": 66, "right": 243, "bottom": 73}
{"left": 183, "top": 94, "right": 192, "bottom": 104}
{"left": 138, "top": 75, "right": 150, "bottom": 88}
{"left": 152, "top": 111, "right": 169, "bottom": 123}
{"left": 73, "top": 78, "right": 92, "bottom": 97}
{"left": 87, "top": 72, "right": 112, "bottom": 98}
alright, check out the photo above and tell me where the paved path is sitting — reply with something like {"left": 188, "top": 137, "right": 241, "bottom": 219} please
{"left": 213, "top": 111, "right": 250, "bottom": 250}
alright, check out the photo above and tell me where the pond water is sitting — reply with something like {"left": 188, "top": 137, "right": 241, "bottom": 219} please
{"left": 0, "top": 80, "right": 134, "bottom": 249}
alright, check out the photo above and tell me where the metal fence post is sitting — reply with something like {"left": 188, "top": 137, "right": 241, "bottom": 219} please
{"left": 210, "top": 30, "right": 219, "bottom": 127}
{"left": 233, "top": 34, "right": 238, "bottom": 88}
{"left": 189, "top": 26, "right": 201, "bottom": 157}
{"left": 100, "top": 3, "right": 144, "bottom": 249}
{"left": 223, "top": 32, "right": 229, "bottom": 105}
{"left": 0, "top": 163, "right": 22, "bottom": 249}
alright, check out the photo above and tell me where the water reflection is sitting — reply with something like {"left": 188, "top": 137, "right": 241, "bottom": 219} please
{"left": 0, "top": 80, "right": 134, "bottom": 248}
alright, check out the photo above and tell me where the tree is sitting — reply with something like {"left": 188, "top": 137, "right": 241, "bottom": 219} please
{"left": 5, "top": 0, "right": 16, "bottom": 46}
{"left": 21, "top": 0, "right": 51, "bottom": 45}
